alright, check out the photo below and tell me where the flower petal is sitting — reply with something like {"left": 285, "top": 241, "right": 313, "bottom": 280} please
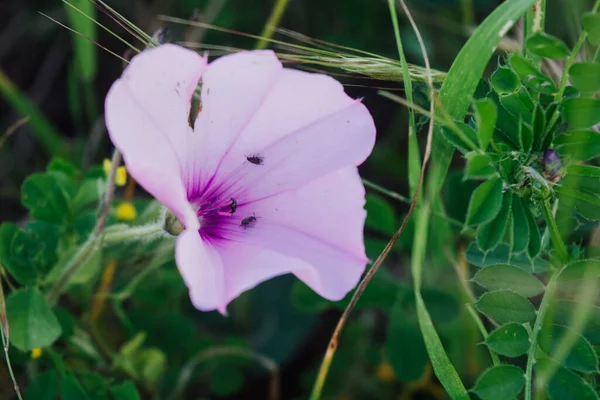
{"left": 184, "top": 50, "right": 283, "bottom": 197}
{"left": 176, "top": 230, "right": 226, "bottom": 311}
{"left": 229, "top": 167, "right": 368, "bottom": 301}
{"left": 105, "top": 44, "right": 206, "bottom": 228}
{"left": 219, "top": 100, "right": 375, "bottom": 203}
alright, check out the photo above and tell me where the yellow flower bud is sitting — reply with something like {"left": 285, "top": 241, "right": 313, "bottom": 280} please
{"left": 116, "top": 202, "right": 137, "bottom": 221}
{"left": 31, "top": 348, "right": 43, "bottom": 359}
{"left": 103, "top": 158, "right": 127, "bottom": 187}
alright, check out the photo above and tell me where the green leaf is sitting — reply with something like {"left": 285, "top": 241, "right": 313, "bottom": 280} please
{"left": 532, "top": 104, "right": 546, "bottom": 151}
{"left": 473, "top": 264, "right": 544, "bottom": 297}
{"left": 556, "top": 185, "right": 600, "bottom": 220}
{"left": 5, "top": 287, "right": 62, "bottom": 351}
{"left": 465, "top": 153, "right": 497, "bottom": 179}
{"left": 562, "top": 97, "right": 600, "bottom": 130}
{"left": 440, "top": 122, "right": 479, "bottom": 154}
{"left": 554, "top": 300, "right": 600, "bottom": 344}
{"left": 499, "top": 87, "right": 535, "bottom": 124}
{"left": 520, "top": 122, "right": 534, "bottom": 154}
{"left": 477, "top": 192, "right": 511, "bottom": 251}
{"left": 523, "top": 203, "right": 541, "bottom": 258}
{"left": 538, "top": 360, "right": 599, "bottom": 400}
{"left": 475, "top": 290, "right": 536, "bottom": 324}
{"left": 569, "top": 63, "right": 600, "bottom": 93}
{"left": 110, "top": 381, "right": 140, "bottom": 400}
{"left": 559, "top": 259, "right": 600, "bottom": 282}
{"left": 562, "top": 165, "right": 600, "bottom": 195}
{"left": 509, "top": 53, "right": 557, "bottom": 94}
{"left": 485, "top": 323, "right": 530, "bottom": 357}
{"left": 475, "top": 98, "right": 497, "bottom": 150}
{"left": 471, "top": 365, "right": 525, "bottom": 400}
{"left": 466, "top": 178, "right": 504, "bottom": 226}
{"left": 511, "top": 195, "right": 530, "bottom": 254}
{"left": 555, "top": 131, "right": 600, "bottom": 161}
{"left": 525, "top": 32, "right": 570, "bottom": 59}
{"left": 21, "top": 173, "right": 71, "bottom": 224}
{"left": 582, "top": 12, "right": 600, "bottom": 46}
{"left": 61, "top": 374, "right": 89, "bottom": 400}
{"left": 25, "top": 369, "right": 60, "bottom": 400}
{"left": 386, "top": 295, "right": 428, "bottom": 382}
{"left": 539, "top": 325, "right": 599, "bottom": 373}
{"left": 0, "top": 223, "right": 37, "bottom": 284}
{"left": 365, "top": 194, "right": 397, "bottom": 235}
{"left": 491, "top": 66, "right": 520, "bottom": 94}
{"left": 465, "top": 242, "right": 551, "bottom": 272}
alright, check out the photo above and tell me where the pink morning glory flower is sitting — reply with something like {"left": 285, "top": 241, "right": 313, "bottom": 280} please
{"left": 105, "top": 44, "right": 376, "bottom": 313}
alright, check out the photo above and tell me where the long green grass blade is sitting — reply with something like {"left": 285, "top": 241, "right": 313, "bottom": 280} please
{"left": 410, "top": 0, "right": 537, "bottom": 398}
{"left": 0, "top": 69, "right": 63, "bottom": 155}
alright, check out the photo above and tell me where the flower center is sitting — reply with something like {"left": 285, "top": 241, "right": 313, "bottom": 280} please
{"left": 194, "top": 196, "right": 239, "bottom": 241}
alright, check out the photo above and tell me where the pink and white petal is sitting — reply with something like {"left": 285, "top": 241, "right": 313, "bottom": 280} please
{"left": 212, "top": 68, "right": 355, "bottom": 180}
{"left": 228, "top": 168, "right": 368, "bottom": 301}
{"left": 175, "top": 230, "right": 226, "bottom": 311}
{"left": 215, "top": 241, "right": 309, "bottom": 308}
{"left": 185, "top": 51, "right": 282, "bottom": 193}
{"left": 105, "top": 44, "right": 206, "bottom": 228}
{"left": 219, "top": 101, "right": 375, "bottom": 203}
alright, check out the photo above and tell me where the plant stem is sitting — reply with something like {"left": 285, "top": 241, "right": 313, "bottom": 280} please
{"left": 524, "top": 273, "right": 558, "bottom": 400}
{"left": 540, "top": 198, "right": 568, "bottom": 263}
{"left": 255, "top": 0, "right": 289, "bottom": 50}
{"left": 466, "top": 305, "right": 501, "bottom": 366}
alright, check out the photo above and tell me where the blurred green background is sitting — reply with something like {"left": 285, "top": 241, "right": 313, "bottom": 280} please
{"left": 0, "top": 1, "right": 594, "bottom": 399}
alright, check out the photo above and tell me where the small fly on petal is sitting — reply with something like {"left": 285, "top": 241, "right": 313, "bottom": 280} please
{"left": 245, "top": 155, "right": 264, "bottom": 165}
{"left": 241, "top": 214, "right": 258, "bottom": 229}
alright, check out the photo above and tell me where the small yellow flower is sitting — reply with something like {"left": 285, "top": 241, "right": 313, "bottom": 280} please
{"left": 375, "top": 361, "right": 395, "bottom": 383}
{"left": 103, "top": 158, "right": 128, "bottom": 187}
{"left": 116, "top": 202, "right": 137, "bottom": 221}
{"left": 31, "top": 348, "right": 43, "bottom": 359}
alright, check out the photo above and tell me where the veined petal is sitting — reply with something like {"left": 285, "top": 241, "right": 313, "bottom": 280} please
{"left": 218, "top": 101, "right": 375, "bottom": 203}
{"left": 176, "top": 230, "right": 226, "bottom": 311}
{"left": 184, "top": 50, "right": 283, "bottom": 197}
{"left": 105, "top": 44, "right": 206, "bottom": 228}
{"left": 228, "top": 167, "right": 368, "bottom": 301}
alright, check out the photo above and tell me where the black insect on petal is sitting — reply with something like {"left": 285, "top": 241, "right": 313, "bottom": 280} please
{"left": 229, "top": 198, "right": 237, "bottom": 214}
{"left": 241, "top": 214, "right": 258, "bottom": 229}
{"left": 246, "top": 155, "right": 264, "bottom": 165}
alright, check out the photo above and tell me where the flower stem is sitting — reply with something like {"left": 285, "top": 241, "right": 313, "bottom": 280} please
{"left": 540, "top": 198, "right": 568, "bottom": 263}
{"left": 102, "top": 223, "right": 165, "bottom": 244}
{"left": 255, "top": 0, "right": 290, "bottom": 50}
{"left": 524, "top": 273, "right": 558, "bottom": 400}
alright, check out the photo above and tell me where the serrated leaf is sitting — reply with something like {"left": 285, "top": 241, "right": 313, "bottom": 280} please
{"left": 475, "top": 98, "right": 497, "bottom": 150}
{"left": 583, "top": 12, "right": 600, "bottom": 46}
{"left": 475, "top": 290, "right": 536, "bottom": 324}
{"left": 523, "top": 203, "right": 541, "bottom": 258}
{"left": 525, "top": 32, "right": 570, "bottom": 59}
{"left": 473, "top": 264, "right": 544, "bottom": 297}
{"left": 499, "top": 87, "right": 535, "bottom": 124}
{"left": 562, "top": 97, "right": 600, "bottom": 130}
{"left": 6, "top": 288, "right": 62, "bottom": 351}
{"left": 509, "top": 53, "right": 557, "bottom": 94}
{"left": 538, "top": 360, "right": 599, "bottom": 400}
{"left": 365, "top": 194, "right": 397, "bottom": 235}
{"left": 557, "top": 185, "right": 600, "bottom": 220}
{"left": 555, "top": 131, "right": 600, "bottom": 161}
{"left": 21, "top": 173, "right": 71, "bottom": 224}
{"left": 539, "top": 325, "right": 599, "bottom": 373}
{"left": 511, "top": 195, "right": 530, "bottom": 253}
{"left": 471, "top": 365, "right": 525, "bottom": 400}
{"left": 465, "top": 153, "right": 497, "bottom": 179}
{"left": 491, "top": 67, "right": 520, "bottom": 94}
{"left": 569, "top": 62, "right": 600, "bottom": 93}
{"left": 466, "top": 178, "right": 504, "bottom": 226}
{"left": 477, "top": 192, "right": 511, "bottom": 251}
{"left": 486, "top": 323, "right": 530, "bottom": 357}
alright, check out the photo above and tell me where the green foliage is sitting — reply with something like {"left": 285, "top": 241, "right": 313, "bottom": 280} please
{"left": 582, "top": 12, "right": 600, "bottom": 45}
{"left": 525, "top": 32, "right": 570, "bottom": 59}
{"left": 475, "top": 290, "right": 536, "bottom": 324}
{"left": 471, "top": 365, "right": 525, "bottom": 400}
{"left": 568, "top": 63, "right": 600, "bottom": 93}
{"left": 539, "top": 325, "right": 599, "bottom": 373}
{"left": 472, "top": 264, "right": 545, "bottom": 297}
{"left": 485, "top": 323, "right": 530, "bottom": 357}
{"left": 538, "top": 360, "right": 600, "bottom": 400}
{"left": 6, "top": 287, "right": 62, "bottom": 351}
{"left": 466, "top": 179, "right": 503, "bottom": 226}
